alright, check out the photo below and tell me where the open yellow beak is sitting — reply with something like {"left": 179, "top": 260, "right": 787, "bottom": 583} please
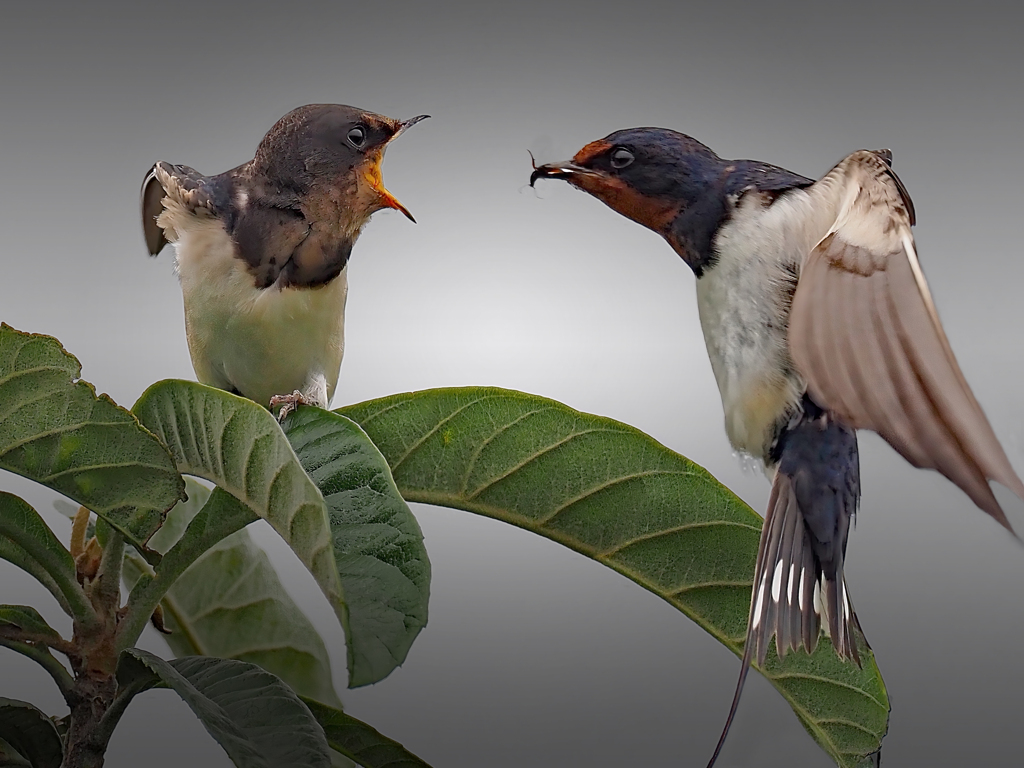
{"left": 376, "top": 176, "right": 416, "bottom": 221}
{"left": 369, "top": 114, "right": 430, "bottom": 222}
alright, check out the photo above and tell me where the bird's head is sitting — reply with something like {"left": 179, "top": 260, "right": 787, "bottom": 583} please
{"left": 530, "top": 126, "right": 724, "bottom": 239}
{"left": 254, "top": 104, "right": 429, "bottom": 223}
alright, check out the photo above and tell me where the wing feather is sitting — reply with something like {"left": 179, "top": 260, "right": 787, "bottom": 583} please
{"left": 141, "top": 165, "right": 168, "bottom": 255}
{"left": 789, "top": 151, "right": 1024, "bottom": 531}
{"left": 140, "top": 162, "right": 221, "bottom": 256}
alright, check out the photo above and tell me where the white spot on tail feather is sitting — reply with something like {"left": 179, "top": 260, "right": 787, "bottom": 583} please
{"left": 799, "top": 568, "right": 807, "bottom": 612}
{"left": 771, "top": 560, "right": 784, "bottom": 602}
{"left": 813, "top": 580, "right": 822, "bottom": 616}
{"left": 787, "top": 564, "right": 796, "bottom": 605}
{"left": 752, "top": 581, "right": 766, "bottom": 628}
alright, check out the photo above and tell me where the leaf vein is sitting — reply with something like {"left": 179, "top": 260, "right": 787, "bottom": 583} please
{"left": 601, "top": 519, "right": 761, "bottom": 558}
{"left": 467, "top": 427, "right": 620, "bottom": 500}
{"left": 770, "top": 672, "right": 888, "bottom": 711}
{"left": 40, "top": 460, "right": 177, "bottom": 482}
{"left": 538, "top": 469, "right": 692, "bottom": 526}
{"left": 460, "top": 406, "right": 555, "bottom": 495}
{"left": 669, "top": 580, "right": 752, "bottom": 597}
{"left": 0, "top": 363, "right": 73, "bottom": 390}
{"left": 390, "top": 395, "right": 504, "bottom": 473}
{"left": 0, "top": 419, "right": 134, "bottom": 457}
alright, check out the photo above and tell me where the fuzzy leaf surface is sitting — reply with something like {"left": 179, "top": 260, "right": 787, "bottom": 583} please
{"left": 283, "top": 407, "right": 430, "bottom": 688}
{"left": 118, "top": 650, "right": 332, "bottom": 768}
{"left": 0, "top": 324, "right": 184, "bottom": 544}
{"left": 132, "top": 381, "right": 344, "bottom": 640}
{"left": 339, "top": 387, "right": 889, "bottom": 768}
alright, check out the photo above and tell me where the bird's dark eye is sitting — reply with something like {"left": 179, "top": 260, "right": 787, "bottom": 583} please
{"left": 347, "top": 126, "right": 367, "bottom": 148}
{"left": 610, "top": 147, "right": 634, "bottom": 169}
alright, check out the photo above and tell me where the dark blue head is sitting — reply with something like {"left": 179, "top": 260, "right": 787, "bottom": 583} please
{"left": 531, "top": 128, "right": 726, "bottom": 219}
{"left": 530, "top": 127, "right": 736, "bottom": 269}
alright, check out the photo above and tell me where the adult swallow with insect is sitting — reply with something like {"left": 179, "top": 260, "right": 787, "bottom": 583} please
{"left": 530, "top": 128, "right": 1024, "bottom": 765}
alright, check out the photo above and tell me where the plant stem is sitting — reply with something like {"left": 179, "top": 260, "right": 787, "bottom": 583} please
{"left": 62, "top": 673, "right": 116, "bottom": 768}
{"left": 95, "top": 671, "right": 153, "bottom": 743}
{"left": 91, "top": 531, "right": 124, "bottom": 614}
{"left": 61, "top": 530, "right": 127, "bottom": 768}
{"left": 115, "top": 567, "right": 165, "bottom": 652}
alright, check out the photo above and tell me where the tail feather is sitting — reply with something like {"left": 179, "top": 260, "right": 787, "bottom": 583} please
{"left": 706, "top": 399, "right": 863, "bottom": 767}
{"left": 800, "top": 522, "right": 820, "bottom": 654}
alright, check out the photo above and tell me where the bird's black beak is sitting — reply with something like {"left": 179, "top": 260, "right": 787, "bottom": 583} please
{"left": 529, "top": 156, "right": 598, "bottom": 187}
{"left": 393, "top": 114, "right": 430, "bottom": 139}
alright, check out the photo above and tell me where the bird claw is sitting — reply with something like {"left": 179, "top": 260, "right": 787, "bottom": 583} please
{"left": 270, "top": 390, "right": 308, "bottom": 422}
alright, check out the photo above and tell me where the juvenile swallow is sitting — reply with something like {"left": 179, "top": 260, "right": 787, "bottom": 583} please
{"left": 142, "top": 104, "right": 427, "bottom": 413}
{"left": 530, "top": 129, "right": 1024, "bottom": 764}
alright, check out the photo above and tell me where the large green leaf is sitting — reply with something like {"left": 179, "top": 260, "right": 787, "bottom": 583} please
{"left": 339, "top": 387, "right": 889, "bottom": 768}
{"left": 0, "top": 493, "right": 92, "bottom": 622}
{"left": 118, "top": 650, "right": 332, "bottom": 768}
{"left": 282, "top": 408, "right": 430, "bottom": 688}
{"left": 123, "top": 504, "right": 342, "bottom": 706}
{"left": 302, "top": 698, "right": 434, "bottom": 768}
{"left": 132, "top": 380, "right": 344, "bottom": 648}
{"left": 0, "top": 698, "right": 62, "bottom": 768}
{"left": 0, "top": 324, "right": 185, "bottom": 545}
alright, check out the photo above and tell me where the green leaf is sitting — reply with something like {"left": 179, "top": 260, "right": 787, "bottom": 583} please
{"left": 0, "top": 698, "right": 62, "bottom": 768}
{"left": 302, "top": 698, "right": 434, "bottom": 768}
{"left": 118, "top": 650, "right": 332, "bottom": 768}
{"left": 132, "top": 380, "right": 344, "bottom": 643}
{"left": 124, "top": 519, "right": 342, "bottom": 707}
{"left": 0, "top": 492, "right": 92, "bottom": 621}
{"left": 0, "top": 605, "right": 66, "bottom": 648}
{"left": 282, "top": 407, "right": 430, "bottom": 688}
{"left": 339, "top": 387, "right": 889, "bottom": 768}
{"left": 0, "top": 324, "right": 185, "bottom": 545}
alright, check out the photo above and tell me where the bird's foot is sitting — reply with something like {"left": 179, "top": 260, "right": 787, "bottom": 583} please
{"left": 270, "top": 390, "right": 309, "bottom": 422}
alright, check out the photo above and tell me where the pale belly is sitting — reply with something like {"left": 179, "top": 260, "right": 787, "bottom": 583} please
{"left": 695, "top": 248, "right": 803, "bottom": 460}
{"left": 172, "top": 216, "right": 348, "bottom": 408}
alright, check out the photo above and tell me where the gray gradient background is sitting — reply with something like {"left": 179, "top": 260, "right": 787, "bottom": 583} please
{"left": 2, "top": 1, "right": 1023, "bottom": 766}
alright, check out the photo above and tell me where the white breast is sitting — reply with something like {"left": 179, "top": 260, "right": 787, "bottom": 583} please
{"left": 162, "top": 202, "right": 348, "bottom": 408}
{"left": 695, "top": 188, "right": 837, "bottom": 459}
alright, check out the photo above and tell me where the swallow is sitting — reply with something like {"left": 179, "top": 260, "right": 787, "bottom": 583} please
{"left": 142, "top": 104, "right": 428, "bottom": 414}
{"left": 530, "top": 129, "right": 1024, "bottom": 765}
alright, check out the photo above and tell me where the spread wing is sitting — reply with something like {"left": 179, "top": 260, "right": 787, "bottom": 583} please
{"left": 789, "top": 150, "right": 1024, "bottom": 530}
{"left": 140, "top": 162, "right": 220, "bottom": 256}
